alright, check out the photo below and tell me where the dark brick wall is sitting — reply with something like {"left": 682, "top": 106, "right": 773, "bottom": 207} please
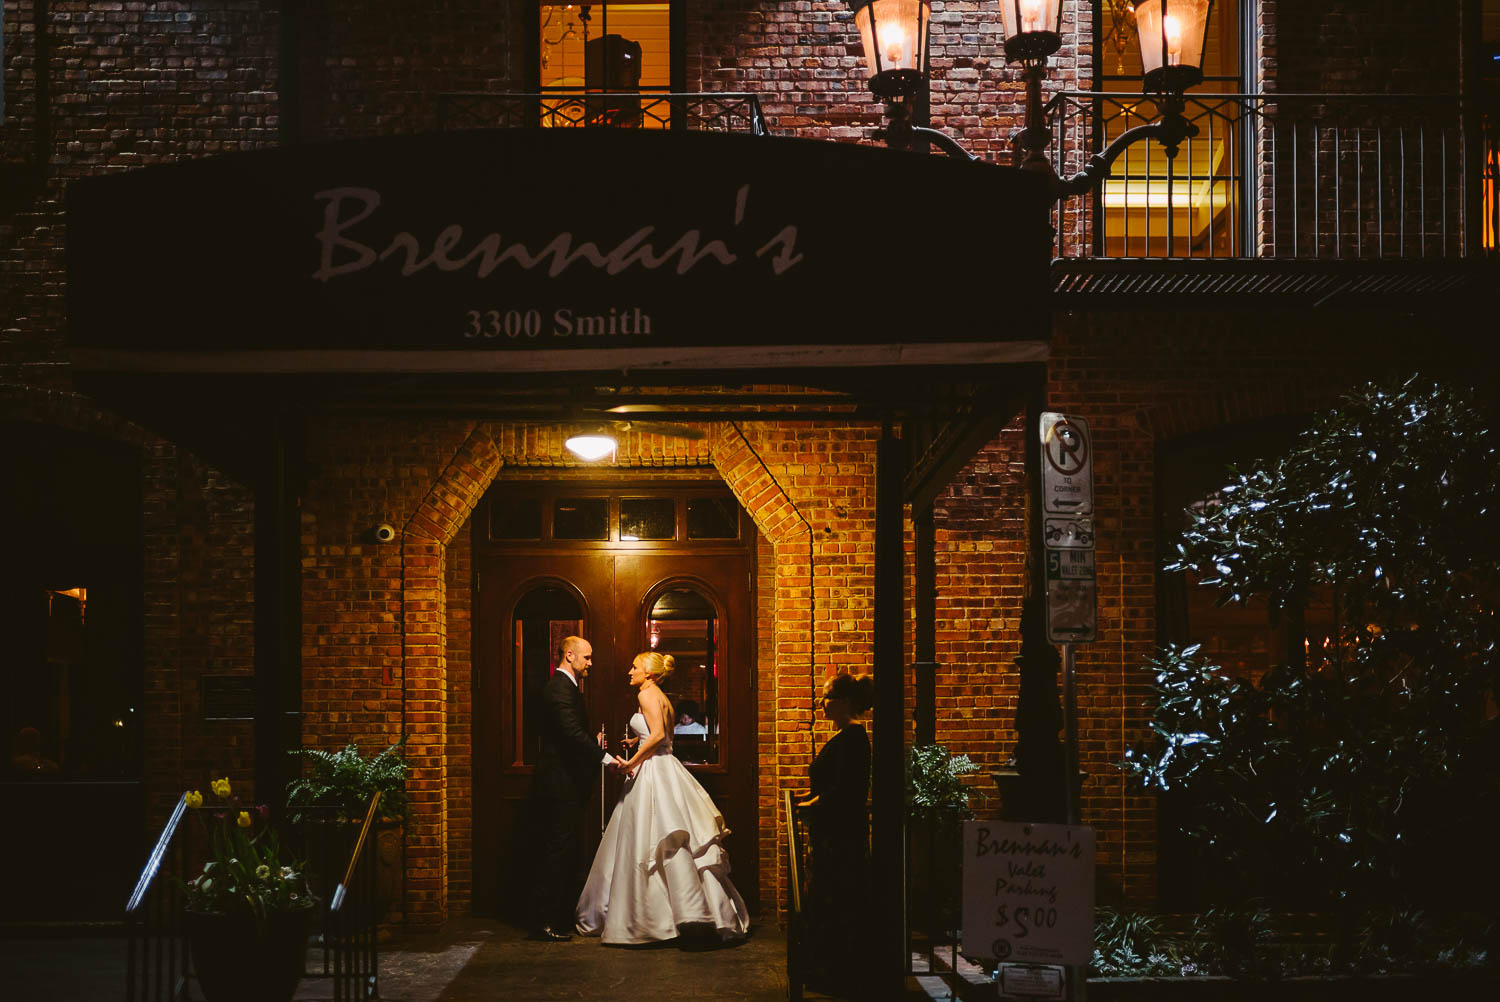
{"left": 318, "top": 0, "right": 522, "bottom": 139}
{"left": 1266, "top": 0, "right": 1463, "bottom": 94}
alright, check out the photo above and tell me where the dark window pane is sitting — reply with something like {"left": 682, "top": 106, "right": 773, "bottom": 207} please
{"left": 687, "top": 497, "right": 739, "bottom": 539}
{"left": 648, "top": 588, "right": 719, "bottom": 765}
{"left": 553, "top": 498, "right": 609, "bottom": 540}
{"left": 514, "top": 587, "right": 583, "bottom": 766}
{"left": 491, "top": 496, "right": 542, "bottom": 540}
{"left": 620, "top": 498, "right": 675, "bottom": 541}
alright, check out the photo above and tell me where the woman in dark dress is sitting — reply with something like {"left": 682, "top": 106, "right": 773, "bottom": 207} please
{"left": 797, "top": 673, "right": 874, "bottom": 975}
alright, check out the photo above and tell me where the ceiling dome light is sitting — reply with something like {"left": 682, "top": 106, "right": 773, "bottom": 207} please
{"left": 565, "top": 433, "right": 617, "bottom": 462}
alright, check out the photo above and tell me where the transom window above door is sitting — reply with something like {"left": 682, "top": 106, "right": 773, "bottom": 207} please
{"left": 486, "top": 484, "right": 742, "bottom": 546}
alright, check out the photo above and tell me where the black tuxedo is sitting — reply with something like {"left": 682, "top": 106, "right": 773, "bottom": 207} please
{"left": 531, "top": 668, "right": 601, "bottom": 930}
{"left": 534, "top": 669, "right": 604, "bottom": 803}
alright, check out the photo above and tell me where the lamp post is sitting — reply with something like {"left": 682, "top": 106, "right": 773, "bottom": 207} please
{"left": 851, "top": 0, "right": 1216, "bottom": 197}
{"left": 848, "top": 1, "right": 983, "bottom": 159}
{"left": 850, "top": 0, "right": 931, "bottom": 100}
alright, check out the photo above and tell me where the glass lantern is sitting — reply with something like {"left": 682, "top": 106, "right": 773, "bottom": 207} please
{"left": 850, "top": 0, "right": 931, "bottom": 99}
{"left": 1133, "top": 0, "right": 1214, "bottom": 93}
{"left": 999, "top": 0, "right": 1064, "bottom": 64}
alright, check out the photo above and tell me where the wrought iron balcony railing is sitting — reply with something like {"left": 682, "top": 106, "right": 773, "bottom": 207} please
{"left": 437, "top": 90, "right": 768, "bottom": 136}
{"left": 1048, "top": 91, "right": 1490, "bottom": 261}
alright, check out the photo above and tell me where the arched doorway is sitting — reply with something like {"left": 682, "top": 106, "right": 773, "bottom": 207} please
{"left": 472, "top": 481, "right": 758, "bottom": 920}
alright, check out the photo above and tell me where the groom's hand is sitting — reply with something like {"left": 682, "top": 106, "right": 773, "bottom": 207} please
{"left": 596, "top": 726, "right": 607, "bottom": 750}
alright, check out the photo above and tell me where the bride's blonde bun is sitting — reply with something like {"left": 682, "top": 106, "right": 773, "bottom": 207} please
{"left": 635, "top": 651, "right": 675, "bottom": 682}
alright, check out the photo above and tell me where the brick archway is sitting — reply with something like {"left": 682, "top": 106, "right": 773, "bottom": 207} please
{"left": 707, "top": 421, "right": 816, "bottom": 916}
{"left": 396, "top": 419, "right": 817, "bottom": 927}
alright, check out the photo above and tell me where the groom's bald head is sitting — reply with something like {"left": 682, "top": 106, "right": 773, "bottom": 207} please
{"left": 559, "top": 636, "right": 593, "bottom": 678}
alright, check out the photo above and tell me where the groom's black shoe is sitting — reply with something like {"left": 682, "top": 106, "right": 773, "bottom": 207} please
{"left": 534, "top": 925, "right": 573, "bottom": 942}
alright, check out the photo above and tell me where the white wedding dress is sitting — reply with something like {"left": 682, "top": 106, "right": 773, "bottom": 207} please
{"left": 575, "top": 711, "right": 751, "bottom": 944}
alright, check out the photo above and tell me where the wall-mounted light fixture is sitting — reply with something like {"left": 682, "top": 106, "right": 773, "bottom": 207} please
{"left": 565, "top": 431, "right": 618, "bottom": 462}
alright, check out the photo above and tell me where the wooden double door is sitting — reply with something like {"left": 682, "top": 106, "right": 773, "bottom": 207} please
{"left": 474, "top": 541, "right": 757, "bottom": 920}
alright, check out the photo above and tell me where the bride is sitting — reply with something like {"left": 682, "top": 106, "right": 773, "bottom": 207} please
{"left": 575, "top": 651, "right": 751, "bottom": 944}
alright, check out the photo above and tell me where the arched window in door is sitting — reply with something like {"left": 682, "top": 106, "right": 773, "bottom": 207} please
{"left": 512, "top": 584, "right": 583, "bottom": 765}
{"left": 645, "top": 585, "right": 719, "bottom": 765}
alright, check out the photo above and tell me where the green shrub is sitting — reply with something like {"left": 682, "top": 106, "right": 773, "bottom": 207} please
{"left": 907, "top": 743, "right": 979, "bottom": 820}
{"left": 286, "top": 739, "right": 409, "bottom": 822}
{"left": 1126, "top": 378, "right": 1500, "bottom": 910}
{"left": 1190, "top": 905, "right": 1279, "bottom": 980}
{"left": 1091, "top": 908, "right": 1181, "bottom": 977}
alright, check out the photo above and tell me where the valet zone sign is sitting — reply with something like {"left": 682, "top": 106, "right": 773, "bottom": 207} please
{"left": 1040, "top": 412, "right": 1096, "bottom": 643}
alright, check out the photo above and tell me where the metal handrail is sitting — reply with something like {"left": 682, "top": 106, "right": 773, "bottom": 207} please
{"left": 437, "top": 90, "right": 768, "bottom": 136}
{"left": 329, "top": 791, "right": 381, "bottom": 915}
{"left": 125, "top": 793, "right": 188, "bottom": 917}
{"left": 329, "top": 791, "right": 383, "bottom": 1002}
{"left": 784, "top": 789, "right": 804, "bottom": 918}
{"left": 784, "top": 789, "right": 807, "bottom": 1002}
{"left": 125, "top": 794, "right": 190, "bottom": 1002}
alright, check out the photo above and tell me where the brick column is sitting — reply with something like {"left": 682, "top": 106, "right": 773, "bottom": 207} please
{"left": 400, "top": 427, "right": 503, "bottom": 931}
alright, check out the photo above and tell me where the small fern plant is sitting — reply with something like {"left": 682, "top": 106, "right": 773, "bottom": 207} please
{"left": 907, "top": 743, "right": 981, "bottom": 820}
{"left": 286, "top": 739, "right": 409, "bottom": 823}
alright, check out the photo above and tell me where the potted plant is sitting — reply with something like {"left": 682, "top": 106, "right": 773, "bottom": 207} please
{"left": 907, "top": 742, "right": 980, "bottom": 822}
{"left": 179, "top": 779, "right": 317, "bottom": 1002}
{"left": 907, "top": 743, "right": 980, "bottom": 943}
{"left": 285, "top": 740, "right": 409, "bottom": 824}
{"left": 285, "top": 740, "right": 408, "bottom": 919}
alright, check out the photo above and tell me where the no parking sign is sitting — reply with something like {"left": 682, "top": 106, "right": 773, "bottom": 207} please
{"left": 1040, "top": 413, "right": 1096, "bottom": 644}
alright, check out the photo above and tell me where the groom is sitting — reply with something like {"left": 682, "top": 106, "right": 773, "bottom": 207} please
{"left": 531, "top": 635, "right": 612, "bottom": 941}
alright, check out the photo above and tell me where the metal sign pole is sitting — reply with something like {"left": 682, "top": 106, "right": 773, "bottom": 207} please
{"left": 1035, "top": 413, "right": 1095, "bottom": 1002}
{"left": 1062, "top": 643, "right": 1079, "bottom": 827}
{"left": 1062, "top": 643, "right": 1086, "bottom": 1002}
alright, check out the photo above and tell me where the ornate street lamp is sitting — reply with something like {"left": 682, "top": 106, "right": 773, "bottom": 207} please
{"left": 849, "top": 0, "right": 931, "bottom": 100}
{"left": 850, "top": 0, "right": 986, "bottom": 158}
{"left": 1134, "top": 0, "right": 1215, "bottom": 94}
{"left": 998, "top": 0, "right": 1064, "bottom": 65}
{"left": 851, "top": 0, "right": 1215, "bottom": 196}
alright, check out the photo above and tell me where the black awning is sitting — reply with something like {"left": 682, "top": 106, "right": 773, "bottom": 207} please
{"left": 68, "top": 129, "right": 1050, "bottom": 380}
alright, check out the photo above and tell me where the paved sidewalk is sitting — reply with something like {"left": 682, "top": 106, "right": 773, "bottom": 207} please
{"left": 0, "top": 932, "right": 128, "bottom": 1002}
{"left": 3, "top": 920, "right": 972, "bottom": 1001}
{"left": 377, "top": 919, "right": 791, "bottom": 1001}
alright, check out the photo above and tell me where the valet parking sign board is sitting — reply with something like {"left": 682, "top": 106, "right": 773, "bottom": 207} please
{"left": 962, "top": 821, "right": 1096, "bottom": 969}
{"left": 1040, "top": 413, "right": 1096, "bottom": 644}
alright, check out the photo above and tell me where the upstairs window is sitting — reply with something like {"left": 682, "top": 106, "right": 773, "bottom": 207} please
{"left": 534, "top": 3, "right": 677, "bottom": 128}
{"left": 1095, "top": 0, "right": 1246, "bottom": 257}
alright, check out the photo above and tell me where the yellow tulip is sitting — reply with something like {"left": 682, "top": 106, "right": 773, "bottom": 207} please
{"left": 236, "top": 811, "right": 253, "bottom": 829}
{"left": 184, "top": 791, "right": 203, "bottom": 809}
{"left": 211, "top": 777, "right": 231, "bottom": 798}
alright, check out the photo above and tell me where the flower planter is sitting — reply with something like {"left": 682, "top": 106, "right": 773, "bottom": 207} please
{"left": 187, "top": 908, "right": 312, "bottom": 1002}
